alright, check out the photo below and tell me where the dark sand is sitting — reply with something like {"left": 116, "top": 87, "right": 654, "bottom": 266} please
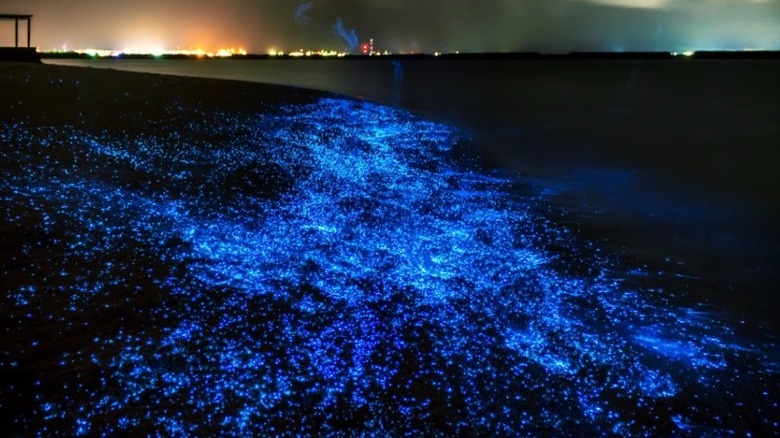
{"left": 1, "top": 61, "right": 326, "bottom": 134}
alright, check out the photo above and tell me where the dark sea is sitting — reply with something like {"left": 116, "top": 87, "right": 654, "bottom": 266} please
{"left": 27, "top": 57, "right": 778, "bottom": 434}
{"left": 47, "top": 57, "right": 779, "bottom": 322}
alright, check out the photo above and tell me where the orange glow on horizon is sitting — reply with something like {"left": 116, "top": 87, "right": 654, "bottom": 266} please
{"left": 53, "top": 46, "right": 248, "bottom": 58}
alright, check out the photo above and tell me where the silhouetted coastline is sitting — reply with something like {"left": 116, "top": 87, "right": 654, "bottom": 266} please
{"left": 37, "top": 50, "right": 780, "bottom": 61}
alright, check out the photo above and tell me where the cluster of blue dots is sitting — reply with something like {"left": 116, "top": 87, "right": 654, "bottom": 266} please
{"left": 1, "top": 97, "right": 778, "bottom": 435}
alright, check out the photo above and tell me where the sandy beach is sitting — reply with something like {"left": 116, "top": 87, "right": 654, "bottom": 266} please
{"left": 2, "top": 61, "right": 778, "bottom": 435}
{"left": 1, "top": 61, "right": 329, "bottom": 135}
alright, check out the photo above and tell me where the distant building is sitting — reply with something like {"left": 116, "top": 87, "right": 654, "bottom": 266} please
{"left": 360, "top": 38, "right": 375, "bottom": 55}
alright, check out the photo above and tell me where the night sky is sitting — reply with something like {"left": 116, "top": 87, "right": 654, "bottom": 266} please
{"left": 1, "top": 0, "right": 779, "bottom": 53}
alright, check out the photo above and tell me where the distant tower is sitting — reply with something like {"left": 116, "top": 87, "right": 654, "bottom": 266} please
{"left": 360, "top": 38, "right": 374, "bottom": 55}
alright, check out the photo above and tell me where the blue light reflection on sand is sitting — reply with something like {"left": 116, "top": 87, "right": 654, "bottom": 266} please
{"left": 1, "top": 98, "right": 778, "bottom": 435}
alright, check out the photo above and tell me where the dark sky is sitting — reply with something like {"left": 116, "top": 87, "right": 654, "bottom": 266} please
{"left": 2, "top": 0, "right": 778, "bottom": 53}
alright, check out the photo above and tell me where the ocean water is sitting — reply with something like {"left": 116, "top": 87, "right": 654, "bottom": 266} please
{"left": 47, "top": 57, "right": 779, "bottom": 321}
{"left": 44, "top": 58, "right": 779, "bottom": 197}
{"left": 44, "top": 58, "right": 780, "bottom": 204}
{"left": 3, "top": 58, "right": 773, "bottom": 434}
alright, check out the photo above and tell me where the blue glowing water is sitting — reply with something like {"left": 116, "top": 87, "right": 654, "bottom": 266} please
{"left": 1, "top": 97, "right": 778, "bottom": 435}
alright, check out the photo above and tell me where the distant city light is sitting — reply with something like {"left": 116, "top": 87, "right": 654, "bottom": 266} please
{"left": 40, "top": 47, "right": 248, "bottom": 58}
{"left": 284, "top": 49, "right": 348, "bottom": 57}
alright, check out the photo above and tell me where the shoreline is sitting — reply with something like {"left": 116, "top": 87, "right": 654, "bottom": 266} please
{"left": 2, "top": 61, "right": 777, "bottom": 330}
{"left": 39, "top": 57, "right": 780, "bottom": 218}
{"left": 2, "top": 59, "right": 778, "bottom": 436}
{"left": 5, "top": 60, "right": 779, "bottom": 239}
{"left": 4, "top": 60, "right": 779, "bottom": 279}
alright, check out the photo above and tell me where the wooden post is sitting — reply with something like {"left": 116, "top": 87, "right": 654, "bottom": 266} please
{"left": 27, "top": 17, "right": 30, "bottom": 47}
{"left": 14, "top": 17, "right": 18, "bottom": 47}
